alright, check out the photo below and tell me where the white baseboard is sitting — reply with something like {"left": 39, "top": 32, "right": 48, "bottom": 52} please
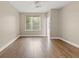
{"left": 60, "top": 37, "right": 79, "bottom": 48}
{"left": 0, "top": 35, "right": 20, "bottom": 52}
{"left": 51, "top": 37, "right": 79, "bottom": 48}
{"left": 20, "top": 35, "right": 47, "bottom": 37}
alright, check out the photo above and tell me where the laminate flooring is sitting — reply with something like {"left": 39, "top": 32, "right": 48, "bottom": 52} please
{"left": 0, "top": 37, "right": 79, "bottom": 58}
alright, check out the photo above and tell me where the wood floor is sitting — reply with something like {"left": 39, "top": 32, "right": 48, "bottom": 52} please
{"left": 0, "top": 37, "right": 79, "bottom": 58}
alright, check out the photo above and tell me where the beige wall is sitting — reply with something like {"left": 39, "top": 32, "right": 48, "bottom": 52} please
{"left": 50, "top": 9, "right": 59, "bottom": 37}
{"left": 20, "top": 13, "right": 47, "bottom": 36}
{"left": 46, "top": 10, "right": 52, "bottom": 39}
{"left": 0, "top": 2, "right": 19, "bottom": 49}
{"left": 59, "top": 2, "right": 79, "bottom": 45}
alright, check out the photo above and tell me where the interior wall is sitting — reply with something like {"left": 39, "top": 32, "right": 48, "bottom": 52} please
{"left": 59, "top": 2, "right": 79, "bottom": 45}
{"left": 0, "top": 2, "right": 19, "bottom": 49}
{"left": 50, "top": 9, "right": 59, "bottom": 37}
{"left": 46, "top": 10, "right": 52, "bottom": 39}
{"left": 20, "top": 13, "right": 47, "bottom": 36}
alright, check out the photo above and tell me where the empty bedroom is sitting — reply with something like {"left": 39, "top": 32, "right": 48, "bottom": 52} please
{"left": 0, "top": 0, "right": 79, "bottom": 58}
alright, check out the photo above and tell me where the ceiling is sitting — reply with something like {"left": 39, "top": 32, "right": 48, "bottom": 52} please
{"left": 9, "top": 1, "right": 71, "bottom": 13}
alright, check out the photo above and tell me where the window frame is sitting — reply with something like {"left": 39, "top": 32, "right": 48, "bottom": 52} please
{"left": 25, "top": 16, "right": 41, "bottom": 31}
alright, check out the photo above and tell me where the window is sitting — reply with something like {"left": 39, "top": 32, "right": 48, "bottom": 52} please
{"left": 25, "top": 16, "right": 41, "bottom": 31}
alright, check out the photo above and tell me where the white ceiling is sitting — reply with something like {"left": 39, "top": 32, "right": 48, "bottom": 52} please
{"left": 9, "top": 1, "right": 71, "bottom": 13}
